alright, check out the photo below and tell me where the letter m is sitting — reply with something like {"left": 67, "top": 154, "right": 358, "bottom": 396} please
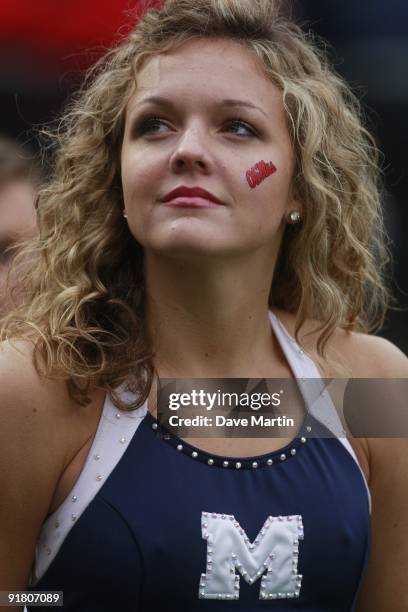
{"left": 198, "top": 511, "right": 304, "bottom": 601}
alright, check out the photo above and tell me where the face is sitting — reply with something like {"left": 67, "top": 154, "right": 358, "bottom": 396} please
{"left": 0, "top": 179, "right": 37, "bottom": 314}
{"left": 121, "top": 37, "right": 301, "bottom": 261}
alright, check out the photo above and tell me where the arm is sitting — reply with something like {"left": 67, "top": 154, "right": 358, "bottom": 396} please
{"left": 0, "top": 340, "right": 69, "bottom": 612}
{"left": 352, "top": 336, "right": 408, "bottom": 611}
{"left": 357, "top": 437, "right": 408, "bottom": 611}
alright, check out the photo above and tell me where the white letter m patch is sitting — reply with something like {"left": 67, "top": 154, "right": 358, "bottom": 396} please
{"left": 198, "top": 511, "right": 304, "bottom": 601}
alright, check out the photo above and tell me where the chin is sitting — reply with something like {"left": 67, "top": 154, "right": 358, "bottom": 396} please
{"left": 143, "top": 237, "right": 241, "bottom": 261}
{"left": 153, "top": 242, "right": 231, "bottom": 260}
{"left": 142, "top": 226, "right": 235, "bottom": 256}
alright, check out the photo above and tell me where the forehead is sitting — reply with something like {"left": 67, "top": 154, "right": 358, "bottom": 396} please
{"left": 127, "top": 37, "right": 283, "bottom": 116}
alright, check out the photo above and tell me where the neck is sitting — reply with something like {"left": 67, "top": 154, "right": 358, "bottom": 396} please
{"left": 144, "top": 250, "right": 283, "bottom": 379}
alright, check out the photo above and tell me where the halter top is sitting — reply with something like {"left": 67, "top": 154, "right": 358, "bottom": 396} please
{"left": 28, "top": 311, "right": 371, "bottom": 611}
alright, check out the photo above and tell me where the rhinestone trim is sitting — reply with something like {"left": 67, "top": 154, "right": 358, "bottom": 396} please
{"left": 147, "top": 414, "right": 310, "bottom": 469}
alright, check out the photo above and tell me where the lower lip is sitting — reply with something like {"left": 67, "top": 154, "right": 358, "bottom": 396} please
{"left": 162, "top": 197, "right": 223, "bottom": 208}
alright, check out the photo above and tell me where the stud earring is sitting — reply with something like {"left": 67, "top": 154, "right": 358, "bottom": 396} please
{"left": 288, "top": 210, "right": 301, "bottom": 223}
{"left": 122, "top": 210, "right": 127, "bottom": 219}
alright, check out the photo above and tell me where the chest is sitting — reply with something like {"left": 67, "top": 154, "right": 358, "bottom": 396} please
{"left": 37, "top": 422, "right": 371, "bottom": 610}
{"left": 47, "top": 357, "right": 370, "bottom": 517}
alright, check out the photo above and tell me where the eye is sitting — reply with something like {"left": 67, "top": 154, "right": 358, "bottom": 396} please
{"left": 134, "top": 115, "right": 257, "bottom": 137}
{"left": 225, "top": 118, "right": 257, "bottom": 137}
{"left": 135, "top": 115, "right": 169, "bottom": 135}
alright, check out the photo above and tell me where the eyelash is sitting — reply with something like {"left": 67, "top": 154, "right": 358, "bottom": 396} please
{"left": 135, "top": 115, "right": 257, "bottom": 137}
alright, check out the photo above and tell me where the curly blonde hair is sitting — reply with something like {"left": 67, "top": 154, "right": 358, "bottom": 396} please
{"left": 0, "top": 0, "right": 393, "bottom": 410}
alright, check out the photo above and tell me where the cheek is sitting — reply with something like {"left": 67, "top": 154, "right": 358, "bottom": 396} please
{"left": 121, "top": 161, "right": 144, "bottom": 204}
{"left": 245, "top": 159, "right": 277, "bottom": 189}
{"left": 120, "top": 153, "right": 131, "bottom": 198}
{"left": 121, "top": 147, "right": 163, "bottom": 203}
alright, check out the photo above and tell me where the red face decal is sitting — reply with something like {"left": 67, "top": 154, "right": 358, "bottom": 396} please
{"left": 246, "top": 160, "right": 277, "bottom": 189}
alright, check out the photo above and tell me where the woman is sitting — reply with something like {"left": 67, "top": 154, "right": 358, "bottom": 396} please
{"left": 0, "top": 137, "right": 39, "bottom": 316}
{"left": 0, "top": 0, "right": 407, "bottom": 610}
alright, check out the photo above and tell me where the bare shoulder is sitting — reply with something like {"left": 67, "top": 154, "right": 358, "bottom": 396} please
{"left": 321, "top": 327, "right": 407, "bottom": 378}
{"left": 273, "top": 308, "right": 407, "bottom": 480}
{"left": 0, "top": 337, "right": 82, "bottom": 434}
{"left": 272, "top": 307, "right": 407, "bottom": 377}
{"left": 0, "top": 336, "right": 104, "bottom": 483}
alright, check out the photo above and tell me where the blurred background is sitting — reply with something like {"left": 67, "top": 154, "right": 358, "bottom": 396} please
{"left": 0, "top": 0, "right": 406, "bottom": 350}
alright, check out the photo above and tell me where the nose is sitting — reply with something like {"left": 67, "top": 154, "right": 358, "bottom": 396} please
{"left": 169, "top": 122, "right": 212, "bottom": 173}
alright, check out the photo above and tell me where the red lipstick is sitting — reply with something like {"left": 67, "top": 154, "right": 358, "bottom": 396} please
{"left": 161, "top": 186, "right": 223, "bottom": 205}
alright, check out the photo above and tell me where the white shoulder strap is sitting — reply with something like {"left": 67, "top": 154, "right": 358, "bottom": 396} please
{"left": 269, "top": 311, "right": 371, "bottom": 513}
{"left": 30, "top": 384, "right": 147, "bottom": 586}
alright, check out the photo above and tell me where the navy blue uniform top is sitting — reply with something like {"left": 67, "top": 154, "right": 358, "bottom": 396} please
{"left": 28, "top": 311, "right": 371, "bottom": 611}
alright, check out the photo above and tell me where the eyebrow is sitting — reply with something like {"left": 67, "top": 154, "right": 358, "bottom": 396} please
{"left": 131, "top": 95, "right": 268, "bottom": 118}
